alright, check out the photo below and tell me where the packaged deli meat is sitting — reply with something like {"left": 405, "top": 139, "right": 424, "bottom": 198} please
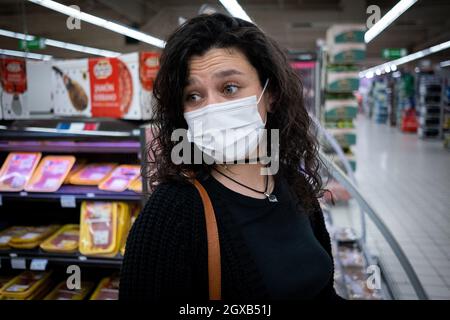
{"left": 40, "top": 224, "right": 79, "bottom": 253}
{"left": 64, "top": 160, "right": 86, "bottom": 184}
{"left": 127, "top": 176, "right": 142, "bottom": 193}
{"left": 44, "top": 281, "right": 94, "bottom": 300}
{"left": 69, "top": 163, "right": 116, "bottom": 186}
{"left": 0, "top": 271, "right": 52, "bottom": 300}
{"left": 0, "top": 226, "right": 29, "bottom": 249}
{"left": 98, "top": 165, "right": 140, "bottom": 192}
{"left": 25, "top": 156, "right": 75, "bottom": 192}
{"left": 90, "top": 275, "right": 120, "bottom": 300}
{"left": 79, "top": 201, "right": 118, "bottom": 256}
{"left": 0, "top": 152, "right": 41, "bottom": 192}
{"left": 120, "top": 203, "right": 139, "bottom": 256}
{"left": 8, "top": 225, "right": 60, "bottom": 249}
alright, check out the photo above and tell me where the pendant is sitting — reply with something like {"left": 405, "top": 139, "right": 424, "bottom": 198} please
{"left": 265, "top": 193, "right": 278, "bottom": 203}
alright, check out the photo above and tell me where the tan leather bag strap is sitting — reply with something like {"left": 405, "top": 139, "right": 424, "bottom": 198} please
{"left": 192, "top": 179, "right": 222, "bottom": 300}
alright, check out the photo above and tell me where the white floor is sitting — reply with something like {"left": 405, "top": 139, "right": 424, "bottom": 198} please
{"left": 334, "top": 115, "right": 450, "bottom": 300}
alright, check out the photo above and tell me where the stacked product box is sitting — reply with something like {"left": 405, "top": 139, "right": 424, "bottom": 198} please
{"left": 372, "top": 80, "right": 390, "bottom": 124}
{"left": 417, "top": 73, "right": 442, "bottom": 138}
{"left": 394, "top": 73, "right": 417, "bottom": 132}
{"left": 324, "top": 24, "right": 366, "bottom": 172}
{"left": 0, "top": 52, "right": 160, "bottom": 120}
{"left": 0, "top": 58, "right": 53, "bottom": 119}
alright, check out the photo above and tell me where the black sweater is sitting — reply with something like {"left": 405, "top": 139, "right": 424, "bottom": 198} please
{"left": 119, "top": 176, "right": 343, "bottom": 301}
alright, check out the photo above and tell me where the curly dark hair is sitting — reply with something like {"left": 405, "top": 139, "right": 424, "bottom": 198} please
{"left": 147, "top": 13, "right": 325, "bottom": 212}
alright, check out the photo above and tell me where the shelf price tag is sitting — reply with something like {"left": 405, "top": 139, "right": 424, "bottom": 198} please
{"left": 20, "top": 191, "right": 28, "bottom": 197}
{"left": 11, "top": 258, "right": 26, "bottom": 270}
{"left": 86, "top": 193, "right": 95, "bottom": 198}
{"left": 30, "top": 259, "right": 48, "bottom": 271}
{"left": 60, "top": 195, "right": 76, "bottom": 208}
{"left": 78, "top": 256, "right": 87, "bottom": 261}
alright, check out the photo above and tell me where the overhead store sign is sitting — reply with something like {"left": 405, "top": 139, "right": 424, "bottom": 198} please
{"left": 382, "top": 48, "right": 407, "bottom": 60}
{"left": 19, "top": 37, "right": 46, "bottom": 50}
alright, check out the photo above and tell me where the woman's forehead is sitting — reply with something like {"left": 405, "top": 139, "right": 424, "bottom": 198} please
{"left": 187, "top": 47, "right": 257, "bottom": 80}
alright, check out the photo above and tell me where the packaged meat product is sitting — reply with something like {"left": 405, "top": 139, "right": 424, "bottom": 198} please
{"left": 117, "top": 202, "right": 131, "bottom": 256}
{"left": 40, "top": 224, "right": 79, "bottom": 253}
{"left": 127, "top": 177, "right": 142, "bottom": 193}
{"left": 0, "top": 271, "right": 52, "bottom": 300}
{"left": 120, "top": 203, "right": 140, "bottom": 256}
{"left": 69, "top": 163, "right": 116, "bottom": 186}
{"left": 25, "top": 156, "right": 75, "bottom": 192}
{"left": 338, "top": 246, "right": 365, "bottom": 268}
{"left": 64, "top": 160, "right": 86, "bottom": 184}
{"left": 0, "top": 152, "right": 41, "bottom": 192}
{"left": 79, "top": 201, "right": 118, "bottom": 256}
{"left": 0, "top": 226, "right": 29, "bottom": 249}
{"left": 8, "top": 225, "right": 60, "bottom": 249}
{"left": 98, "top": 165, "right": 140, "bottom": 192}
{"left": 44, "top": 281, "right": 94, "bottom": 300}
{"left": 90, "top": 275, "right": 120, "bottom": 300}
{"left": 334, "top": 227, "right": 359, "bottom": 244}
{"left": 0, "top": 274, "right": 18, "bottom": 299}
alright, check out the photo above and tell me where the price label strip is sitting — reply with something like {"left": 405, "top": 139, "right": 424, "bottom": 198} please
{"left": 30, "top": 259, "right": 48, "bottom": 271}
{"left": 11, "top": 257, "right": 26, "bottom": 270}
{"left": 60, "top": 195, "right": 76, "bottom": 208}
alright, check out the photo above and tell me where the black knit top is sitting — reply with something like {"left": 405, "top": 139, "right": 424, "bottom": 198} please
{"left": 119, "top": 173, "right": 343, "bottom": 301}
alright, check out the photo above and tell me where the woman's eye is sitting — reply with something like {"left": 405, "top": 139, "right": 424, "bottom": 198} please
{"left": 186, "top": 93, "right": 201, "bottom": 102}
{"left": 224, "top": 84, "right": 238, "bottom": 95}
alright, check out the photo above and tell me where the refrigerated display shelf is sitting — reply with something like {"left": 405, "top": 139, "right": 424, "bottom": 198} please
{"left": 0, "top": 248, "right": 122, "bottom": 269}
{"left": 0, "top": 185, "right": 141, "bottom": 202}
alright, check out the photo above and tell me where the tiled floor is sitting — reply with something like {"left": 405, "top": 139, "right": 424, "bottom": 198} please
{"left": 330, "top": 115, "right": 450, "bottom": 300}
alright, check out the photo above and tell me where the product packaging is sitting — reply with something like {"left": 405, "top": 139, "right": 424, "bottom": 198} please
{"left": 40, "top": 224, "right": 80, "bottom": 253}
{"left": 25, "top": 156, "right": 75, "bottom": 192}
{"left": 52, "top": 59, "right": 91, "bottom": 117}
{"left": 0, "top": 152, "right": 41, "bottom": 192}
{"left": 325, "top": 95, "right": 358, "bottom": 121}
{"left": 90, "top": 275, "right": 120, "bottom": 300}
{"left": 8, "top": 225, "right": 60, "bottom": 249}
{"left": 44, "top": 281, "right": 94, "bottom": 300}
{"left": 0, "top": 226, "right": 29, "bottom": 249}
{"left": 0, "top": 271, "right": 52, "bottom": 300}
{"left": 0, "top": 58, "right": 53, "bottom": 119}
{"left": 98, "top": 165, "right": 140, "bottom": 192}
{"left": 69, "top": 163, "right": 116, "bottom": 186}
{"left": 326, "top": 24, "right": 366, "bottom": 45}
{"left": 326, "top": 66, "right": 360, "bottom": 93}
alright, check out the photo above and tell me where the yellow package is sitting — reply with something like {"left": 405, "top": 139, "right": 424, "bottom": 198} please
{"left": 90, "top": 275, "right": 120, "bottom": 300}
{"left": 117, "top": 202, "right": 131, "bottom": 257}
{"left": 0, "top": 271, "right": 52, "bottom": 300}
{"left": 0, "top": 152, "right": 42, "bottom": 192}
{"left": 120, "top": 203, "right": 140, "bottom": 256}
{"left": 79, "top": 201, "right": 118, "bottom": 256}
{"left": 98, "top": 165, "right": 141, "bottom": 192}
{"left": 9, "top": 225, "right": 60, "bottom": 249}
{"left": 44, "top": 281, "right": 94, "bottom": 300}
{"left": 0, "top": 226, "right": 29, "bottom": 250}
{"left": 40, "top": 224, "right": 79, "bottom": 253}
{"left": 64, "top": 160, "right": 86, "bottom": 184}
{"left": 25, "top": 156, "right": 76, "bottom": 192}
{"left": 128, "top": 177, "right": 142, "bottom": 193}
{"left": 69, "top": 163, "right": 116, "bottom": 186}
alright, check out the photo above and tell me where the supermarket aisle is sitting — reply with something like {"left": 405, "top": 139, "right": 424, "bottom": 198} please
{"left": 353, "top": 115, "right": 450, "bottom": 300}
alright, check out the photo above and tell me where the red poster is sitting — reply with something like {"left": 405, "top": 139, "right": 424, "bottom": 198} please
{"left": 139, "top": 52, "right": 160, "bottom": 91}
{"left": 0, "top": 58, "right": 27, "bottom": 94}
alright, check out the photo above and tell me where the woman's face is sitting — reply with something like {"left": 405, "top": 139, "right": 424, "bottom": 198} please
{"left": 183, "top": 47, "right": 270, "bottom": 121}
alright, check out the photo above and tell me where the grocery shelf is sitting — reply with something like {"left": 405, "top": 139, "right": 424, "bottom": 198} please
{"left": 0, "top": 185, "right": 142, "bottom": 203}
{"left": 0, "top": 248, "right": 122, "bottom": 269}
{"left": 0, "top": 140, "right": 140, "bottom": 154}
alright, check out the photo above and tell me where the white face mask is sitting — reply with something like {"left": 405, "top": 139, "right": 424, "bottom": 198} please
{"left": 184, "top": 79, "right": 269, "bottom": 163}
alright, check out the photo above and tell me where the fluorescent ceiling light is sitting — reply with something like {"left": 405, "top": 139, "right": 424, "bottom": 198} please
{"left": 219, "top": 0, "right": 253, "bottom": 22}
{"left": 0, "top": 28, "right": 121, "bottom": 57}
{"left": 0, "top": 48, "right": 53, "bottom": 60}
{"left": 364, "top": 0, "right": 418, "bottom": 43}
{"left": 360, "top": 40, "right": 450, "bottom": 78}
{"left": 440, "top": 60, "right": 450, "bottom": 68}
{"left": 27, "top": 0, "right": 166, "bottom": 48}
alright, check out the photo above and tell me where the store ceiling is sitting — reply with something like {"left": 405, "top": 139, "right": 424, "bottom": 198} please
{"left": 0, "top": 0, "right": 449, "bottom": 68}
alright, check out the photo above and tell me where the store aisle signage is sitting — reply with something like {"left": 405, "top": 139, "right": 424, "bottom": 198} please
{"left": 18, "top": 37, "right": 46, "bottom": 50}
{"left": 382, "top": 48, "right": 407, "bottom": 60}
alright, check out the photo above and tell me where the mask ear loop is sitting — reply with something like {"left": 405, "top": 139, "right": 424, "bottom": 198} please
{"left": 257, "top": 78, "right": 270, "bottom": 104}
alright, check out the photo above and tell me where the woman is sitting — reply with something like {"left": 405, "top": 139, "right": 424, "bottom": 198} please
{"left": 120, "top": 13, "right": 342, "bottom": 301}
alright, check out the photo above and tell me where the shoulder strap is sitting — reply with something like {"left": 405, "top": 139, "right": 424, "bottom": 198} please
{"left": 192, "top": 179, "right": 222, "bottom": 300}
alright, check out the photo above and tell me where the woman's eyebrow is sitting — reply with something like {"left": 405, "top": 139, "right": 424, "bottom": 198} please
{"left": 212, "top": 69, "right": 244, "bottom": 79}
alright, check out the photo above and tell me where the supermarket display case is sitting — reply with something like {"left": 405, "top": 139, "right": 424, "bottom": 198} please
{"left": 0, "top": 118, "right": 150, "bottom": 299}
